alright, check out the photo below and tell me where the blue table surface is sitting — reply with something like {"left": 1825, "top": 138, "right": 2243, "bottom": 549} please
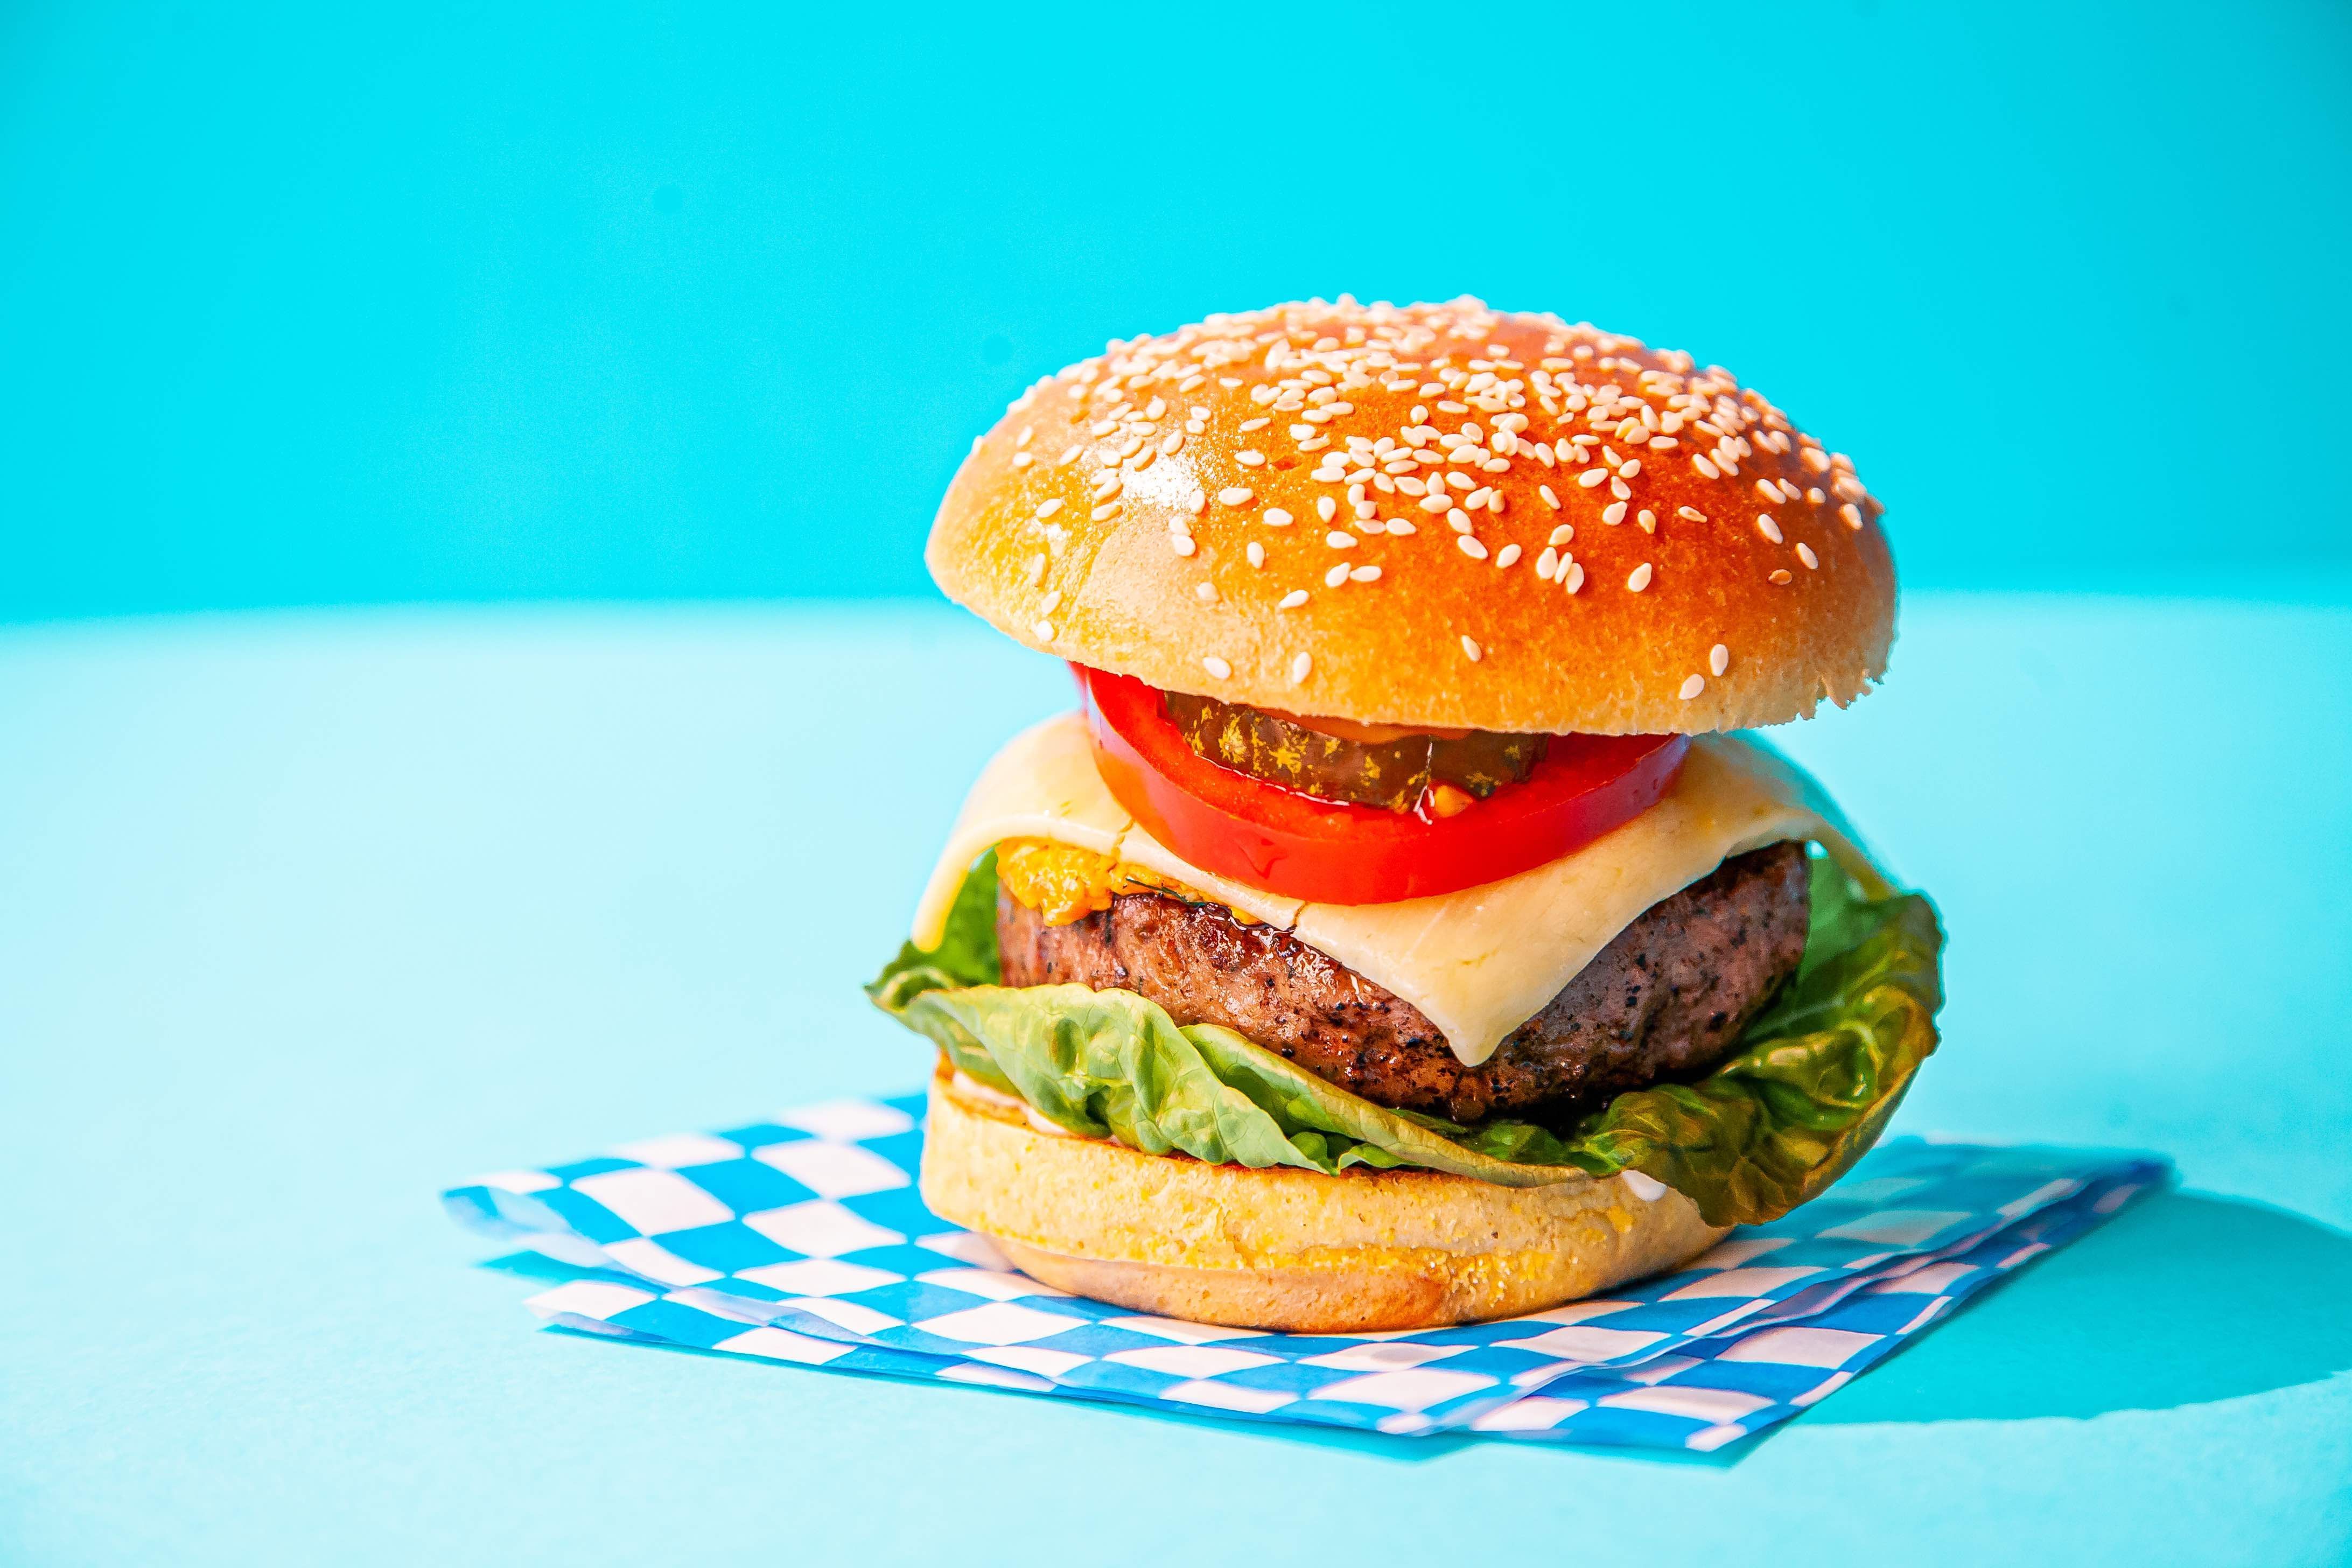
{"left": 4, "top": 593, "right": 2350, "bottom": 1567}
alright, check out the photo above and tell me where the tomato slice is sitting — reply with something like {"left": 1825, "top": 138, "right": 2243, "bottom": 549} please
{"left": 1075, "top": 666, "right": 1689, "bottom": 905}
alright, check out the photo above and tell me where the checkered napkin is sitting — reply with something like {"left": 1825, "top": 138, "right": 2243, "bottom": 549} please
{"left": 443, "top": 1096, "right": 2168, "bottom": 1451}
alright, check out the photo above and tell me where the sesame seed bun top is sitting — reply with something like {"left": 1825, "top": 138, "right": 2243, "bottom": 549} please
{"left": 926, "top": 298, "right": 1894, "bottom": 734}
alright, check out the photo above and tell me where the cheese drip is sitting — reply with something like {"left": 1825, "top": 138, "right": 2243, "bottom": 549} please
{"left": 910, "top": 712, "right": 1884, "bottom": 1068}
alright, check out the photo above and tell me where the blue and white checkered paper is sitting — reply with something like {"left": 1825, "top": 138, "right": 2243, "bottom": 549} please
{"left": 444, "top": 1096, "right": 2167, "bottom": 1451}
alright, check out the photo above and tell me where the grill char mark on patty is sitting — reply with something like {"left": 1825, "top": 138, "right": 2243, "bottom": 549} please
{"left": 996, "top": 841, "right": 1812, "bottom": 1124}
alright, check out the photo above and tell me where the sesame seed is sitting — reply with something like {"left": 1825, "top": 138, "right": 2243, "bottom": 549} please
{"left": 1710, "top": 643, "right": 1730, "bottom": 676}
{"left": 1349, "top": 564, "right": 1381, "bottom": 582}
{"left": 1170, "top": 535, "right": 1195, "bottom": 556}
{"left": 1460, "top": 634, "right": 1482, "bottom": 662}
{"left": 1757, "top": 479, "right": 1782, "bottom": 505}
{"left": 1494, "top": 543, "right": 1522, "bottom": 569}
{"left": 1387, "top": 519, "right": 1418, "bottom": 535}
{"left": 1757, "top": 514, "right": 1783, "bottom": 543}
{"left": 1620, "top": 459, "right": 1642, "bottom": 478}
{"left": 1035, "top": 499, "right": 1063, "bottom": 518}
{"left": 1678, "top": 506, "right": 1706, "bottom": 522}
{"left": 1602, "top": 501, "right": 1627, "bottom": 526}
{"left": 1536, "top": 546, "right": 1559, "bottom": 579}
{"left": 1092, "top": 502, "right": 1121, "bottom": 521}
{"left": 1188, "top": 490, "right": 1208, "bottom": 515}
{"left": 1219, "top": 486, "right": 1253, "bottom": 507}
{"left": 1456, "top": 535, "right": 1489, "bottom": 561}
{"left": 1627, "top": 562, "right": 1654, "bottom": 592}
{"left": 1236, "top": 450, "right": 1266, "bottom": 467}
{"left": 1419, "top": 494, "right": 1452, "bottom": 514}
{"left": 1539, "top": 485, "right": 1561, "bottom": 509}
{"left": 1246, "top": 541, "right": 1266, "bottom": 568}
{"left": 1278, "top": 589, "right": 1308, "bottom": 610}
{"left": 1548, "top": 524, "right": 1575, "bottom": 547}
{"left": 1290, "top": 652, "right": 1312, "bottom": 684}
{"left": 1325, "top": 531, "right": 1357, "bottom": 549}
{"left": 1840, "top": 502, "right": 1863, "bottom": 529}
{"left": 1637, "top": 509, "right": 1656, "bottom": 533}
{"left": 1679, "top": 674, "right": 1705, "bottom": 700}
{"left": 1238, "top": 417, "right": 1269, "bottom": 432}
{"left": 1693, "top": 456, "right": 1720, "bottom": 479}
{"left": 1160, "top": 432, "right": 1183, "bottom": 454}
{"left": 1610, "top": 477, "right": 1630, "bottom": 500}
{"left": 1797, "top": 542, "right": 1819, "bottom": 569}
{"left": 1769, "top": 569, "right": 1793, "bottom": 585}
{"left": 1195, "top": 582, "right": 1218, "bottom": 604}
{"left": 1039, "top": 589, "right": 1062, "bottom": 614}
{"left": 1203, "top": 656, "right": 1232, "bottom": 680}
{"left": 1325, "top": 563, "right": 1350, "bottom": 587}
{"left": 1563, "top": 562, "right": 1586, "bottom": 593}
{"left": 1354, "top": 499, "right": 1378, "bottom": 520}
{"left": 1315, "top": 497, "right": 1336, "bottom": 523}
{"left": 1578, "top": 468, "right": 1608, "bottom": 489}
{"left": 1012, "top": 452, "right": 1034, "bottom": 469}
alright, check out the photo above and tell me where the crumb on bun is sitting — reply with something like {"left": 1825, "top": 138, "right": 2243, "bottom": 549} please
{"left": 927, "top": 298, "right": 1895, "bottom": 734}
{"left": 920, "top": 1068, "right": 1725, "bottom": 1333}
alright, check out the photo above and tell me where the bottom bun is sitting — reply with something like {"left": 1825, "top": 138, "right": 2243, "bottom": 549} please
{"left": 919, "top": 1068, "right": 1727, "bottom": 1333}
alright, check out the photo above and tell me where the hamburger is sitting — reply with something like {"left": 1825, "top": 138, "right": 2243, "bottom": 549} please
{"left": 871, "top": 298, "right": 1942, "bottom": 1333}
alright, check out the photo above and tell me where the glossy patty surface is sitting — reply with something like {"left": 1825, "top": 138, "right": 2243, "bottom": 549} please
{"left": 997, "top": 842, "right": 1812, "bottom": 1123}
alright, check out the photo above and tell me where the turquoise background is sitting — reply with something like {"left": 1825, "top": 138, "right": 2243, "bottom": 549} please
{"left": 4, "top": 0, "right": 2350, "bottom": 619}
{"left": 4, "top": 598, "right": 2350, "bottom": 1564}
{"left": 5, "top": 5, "right": 2352, "bottom": 1564}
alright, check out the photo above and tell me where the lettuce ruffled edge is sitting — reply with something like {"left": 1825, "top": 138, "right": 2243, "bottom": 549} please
{"left": 869, "top": 844, "right": 1942, "bottom": 1228}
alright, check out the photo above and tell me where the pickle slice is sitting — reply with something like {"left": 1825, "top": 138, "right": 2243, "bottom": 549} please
{"left": 1161, "top": 691, "right": 1544, "bottom": 811}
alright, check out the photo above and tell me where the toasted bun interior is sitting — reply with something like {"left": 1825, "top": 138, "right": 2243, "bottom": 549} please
{"left": 920, "top": 1069, "right": 1726, "bottom": 1333}
{"left": 928, "top": 298, "right": 1894, "bottom": 735}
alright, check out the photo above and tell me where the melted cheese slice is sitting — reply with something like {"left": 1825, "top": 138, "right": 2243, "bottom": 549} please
{"left": 911, "top": 712, "right": 1886, "bottom": 1067}
{"left": 910, "top": 712, "right": 1131, "bottom": 945}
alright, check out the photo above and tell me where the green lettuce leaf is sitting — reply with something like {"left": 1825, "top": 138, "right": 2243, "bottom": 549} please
{"left": 867, "top": 849, "right": 1942, "bottom": 1227}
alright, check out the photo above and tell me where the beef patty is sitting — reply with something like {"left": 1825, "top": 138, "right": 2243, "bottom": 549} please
{"left": 997, "top": 841, "right": 1812, "bottom": 1124}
